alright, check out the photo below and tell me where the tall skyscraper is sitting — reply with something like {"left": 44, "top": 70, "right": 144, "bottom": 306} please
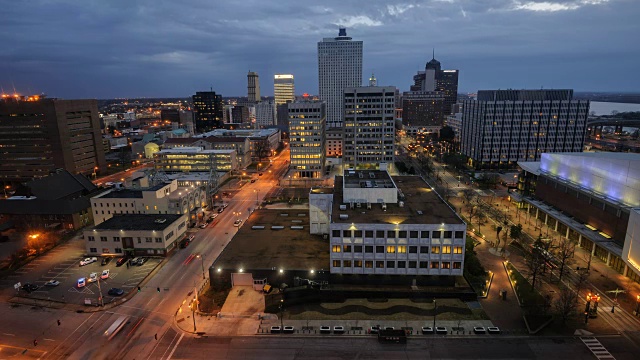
{"left": 247, "top": 71, "right": 261, "bottom": 103}
{"left": 288, "top": 100, "right": 326, "bottom": 178}
{"left": 343, "top": 86, "right": 396, "bottom": 169}
{"left": 318, "top": 27, "right": 363, "bottom": 128}
{"left": 274, "top": 74, "right": 295, "bottom": 105}
{"left": 192, "top": 91, "right": 223, "bottom": 133}
{"left": 461, "top": 89, "right": 589, "bottom": 169}
{"left": 0, "top": 96, "right": 106, "bottom": 184}
{"left": 411, "top": 53, "right": 459, "bottom": 115}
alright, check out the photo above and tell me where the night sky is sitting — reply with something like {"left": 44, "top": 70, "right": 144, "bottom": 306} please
{"left": 1, "top": 0, "right": 638, "bottom": 98}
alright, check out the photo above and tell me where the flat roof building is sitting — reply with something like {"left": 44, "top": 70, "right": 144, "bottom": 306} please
{"left": 84, "top": 213, "right": 188, "bottom": 257}
{"left": 154, "top": 147, "right": 237, "bottom": 173}
{"left": 288, "top": 101, "right": 326, "bottom": 178}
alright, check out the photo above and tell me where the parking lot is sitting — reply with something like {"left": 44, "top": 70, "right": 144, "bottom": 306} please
{"left": 3, "top": 237, "right": 163, "bottom": 306}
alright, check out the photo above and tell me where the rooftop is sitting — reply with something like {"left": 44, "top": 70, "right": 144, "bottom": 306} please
{"left": 96, "top": 183, "right": 169, "bottom": 199}
{"left": 310, "top": 187, "right": 334, "bottom": 195}
{"left": 213, "top": 209, "right": 329, "bottom": 271}
{"left": 156, "top": 147, "right": 235, "bottom": 154}
{"left": 332, "top": 176, "right": 463, "bottom": 225}
{"left": 94, "top": 214, "right": 184, "bottom": 231}
{"left": 343, "top": 170, "right": 395, "bottom": 189}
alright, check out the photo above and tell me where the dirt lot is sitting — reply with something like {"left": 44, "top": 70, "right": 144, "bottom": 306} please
{"left": 282, "top": 298, "right": 489, "bottom": 321}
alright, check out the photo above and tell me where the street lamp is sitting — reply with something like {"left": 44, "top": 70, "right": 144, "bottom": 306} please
{"left": 254, "top": 189, "right": 259, "bottom": 206}
{"left": 432, "top": 298, "right": 437, "bottom": 332}
{"left": 279, "top": 299, "right": 284, "bottom": 332}
{"left": 196, "top": 254, "right": 205, "bottom": 280}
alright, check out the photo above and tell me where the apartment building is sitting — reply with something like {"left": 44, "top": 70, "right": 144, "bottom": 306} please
{"left": 325, "top": 128, "right": 343, "bottom": 157}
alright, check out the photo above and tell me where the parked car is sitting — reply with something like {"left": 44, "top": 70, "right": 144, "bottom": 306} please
{"left": 435, "top": 326, "right": 447, "bottom": 335}
{"left": 21, "top": 283, "right": 39, "bottom": 293}
{"left": 101, "top": 269, "right": 110, "bottom": 279}
{"left": 218, "top": 207, "right": 224, "bottom": 213}
{"left": 107, "top": 288, "right": 124, "bottom": 296}
{"left": 319, "top": 326, "right": 331, "bottom": 334}
{"left": 87, "top": 272, "right": 98, "bottom": 283}
{"left": 270, "top": 326, "right": 281, "bottom": 334}
{"left": 116, "top": 257, "right": 128, "bottom": 267}
{"left": 250, "top": 179, "right": 256, "bottom": 183}
{"left": 137, "top": 257, "right": 147, "bottom": 266}
{"left": 421, "top": 326, "right": 434, "bottom": 334}
{"left": 487, "top": 326, "right": 501, "bottom": 334}
{"left": 44, "top": 280, "right": 60, "bottom": 287}
{"left": 79, "top": 257, "right": 97, "bottom": 266}
{"left": 77, "top": 278, "right": 86, "bottom": 288}
{"left": 129, "top": 257, "right": 140, "bottom": 266}
{"left": 283, "top": 326, "right": 294, "bottom": 334}
{"left": 233, "top": 219, "right": 242, "bottom": 227}
{"left": 199, "top": 223, "right": 207, "bottom": 229}
{"left": 180, "top": 238, "right": 190, "bottom": 248}
{"left": 101, "top": 257, "right": 112, "bottom": 266}
{"left": 473, "top": 327, "right": 486, "bottom": 334}
{"left": 369, "top": 326, "right": 380, "bottom": 334}
{"left": 259, "top": 173, "right": 263, "bottom": 176}
{"left": 333, "top": 326, "right": 345, "bottom": 334}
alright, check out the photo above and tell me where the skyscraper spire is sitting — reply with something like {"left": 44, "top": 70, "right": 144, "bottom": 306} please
{"left": 432, "top": 48, "right": 435, "bottom": 60}
{"left": 369, "top": 73, "right": 377, "bottom": 87}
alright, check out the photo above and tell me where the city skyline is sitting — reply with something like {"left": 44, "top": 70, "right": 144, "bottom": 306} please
{"left": 1, "top": 0, "right": 639, "bottom": 98}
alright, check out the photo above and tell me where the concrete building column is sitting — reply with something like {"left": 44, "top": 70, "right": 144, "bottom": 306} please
{"left": 535, "top": 208, "right": 539, "bottom": 219}
{"left": 623, "top": 264, "right": 629, "bottom": 277}
{"left": 591, "top": 243, "right": 597, "bottom": 256}
{"left": 606, "top": 252, "right": 611, "bottom": 266}
{"left": 565, "top": 227, "right": 570, "bottom": 239}
{"left": 554, "top": 221, "right": 558, "bottom": 232}
{"left": 544, "top": 213, "right": 548, "bottom": 225}
{"left": 577, "top": 234, "right": 582, "bottom": 247}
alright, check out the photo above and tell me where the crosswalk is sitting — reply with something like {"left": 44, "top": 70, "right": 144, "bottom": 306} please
{"left": 581, "top": 337, "right": 615, "bottom": 360}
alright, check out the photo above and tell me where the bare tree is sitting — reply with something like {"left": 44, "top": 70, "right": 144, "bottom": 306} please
{"left": 252, "top": 140, "right": 270, "bottom": 162}
{"left": 582, "top": 243, "right": 594, "bottom": 271}
{"left": 553, "top": 285, "right": 579, "bottom": 324}
{"left": 555, "top": 238, "right": 576, "bottom": 283}
{"left": 527, "top": 236, "right": 548, "bottom": 290}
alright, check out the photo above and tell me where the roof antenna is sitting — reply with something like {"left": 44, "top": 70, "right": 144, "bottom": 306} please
{"left": 432, "top": 48, "right": 435, "bottom": 60}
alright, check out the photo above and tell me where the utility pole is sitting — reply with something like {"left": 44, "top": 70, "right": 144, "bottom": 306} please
{"left": 432, "top": 299, "right": 437, "bottom": 332}
{"left": 97, "top": 278, "right": 104, "bottom": 307}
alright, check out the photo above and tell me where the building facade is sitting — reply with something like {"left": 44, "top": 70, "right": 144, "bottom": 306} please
{"left": 401, "top": 91, "right": 445, "bottom": 134}
{"left": 318, "top": 28, "right": 363, "bottom": 128}
{"left": 91, "top": 180, "right": 206, "bottom": 226}
{"left": 274, "top": 74, "right": 295, "bottom": 105}
{"left": 154, "top": 147, "right": 237, "bottom": 173}
{"left": 411, "top": 55, "right": 459, "bottom": 115}
{"left": 343, "top": 86, "right": 396, "bottom": 169}
{"left": 255, "top": 101, "right": 277, "bottom": 127}
{"left": 461, "top": 89, "right": 589, "bottom": 169}
{"left": 84, "top": 214, "right": 188, "bottom": 257}
{"left": 310, "top": 171, "right": 466, "bottom": 279}
{"left": 192, "top": 91, "right": 223, "bottom": 132}
{"left": 517, "top": 152, "right": 640, "bottom": 286}
{"left": 0, "top": 97, "right": 106, "bottom": 184}
{"left": 247, "top": 71, "right": 261, "bottom": 103}
{"left": 288, "top": 101, "right": 326, "bottom": 178}
{"left": 325, "top": 128, "right": 343, "bottom": 157}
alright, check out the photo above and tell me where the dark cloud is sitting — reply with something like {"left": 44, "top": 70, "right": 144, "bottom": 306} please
{"left": 0, "top": 0, "right": 637, "bottom": 98}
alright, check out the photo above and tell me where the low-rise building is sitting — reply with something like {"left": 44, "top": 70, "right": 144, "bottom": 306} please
{"left": 320, "top": 171, "right": 466, "bottom": 278}
{"left": 325, "top": 128, "right": 342, "bottom": 157}
{"left": 154, "top": 147, "right": 237, "bottom": 173}
{"left": 0, "top": 169, "right": 100, "bottom": 230}
{"left": 84, "top": 214, "right": 187, "bottom": 257}
{"left": 90, "top": 180, "right": 205, "bottom": 226}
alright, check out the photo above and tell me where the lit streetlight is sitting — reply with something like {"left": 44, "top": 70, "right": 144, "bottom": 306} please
{"left": 196, "top": 254, "right": 205, "bottom": 280}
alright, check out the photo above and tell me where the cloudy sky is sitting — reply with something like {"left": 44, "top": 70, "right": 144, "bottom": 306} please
{"left": 1, "top": 0, "right": 638, "bottom": 98}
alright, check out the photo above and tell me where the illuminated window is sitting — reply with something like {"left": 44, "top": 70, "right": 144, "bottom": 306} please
{"left": 332, "top": 245, "right": 341, "bottom": 253}
{"left": 454, "top": 246, "right": 463, "bottom": 254}
{"left": 386, "top": 246, "right": 396, "bottom": 253}
{"left": 430, "top": 261, "right": 439, "bottom": 269}
{"left": 442, "top": 246, "right": 451, "bottom": 254}
{"left": 332, "top": 260, "right": 341, "bottom": 267}
{"left": 397, "top": 246, "right": 407, "bottom": 253}
{"left": 431, "top": 246, "right": 440, "bottom": 254}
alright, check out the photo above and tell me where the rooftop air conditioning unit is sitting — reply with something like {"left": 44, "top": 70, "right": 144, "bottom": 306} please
{"left": 339, "top": 204, "right": 347, "bottom": 211}
{"left": 382, "top": 203, "right": 387, "bottom": 211}
{"left": 367, "top": 203, "right": 371, "bottom": 210}
{"left": 356, "top": 202, "right": 361, "bottom": 208}
{"left": 154, "top": 218, "right": 167, "bottom": 224}
{"left": 339, "top": 214, "right": 349, "bottom": 220}
{"left": 399, "top": 201, "right": 404, "bottom": 207}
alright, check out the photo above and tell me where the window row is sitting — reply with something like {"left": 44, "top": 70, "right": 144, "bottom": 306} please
{"left": 332, "top": 260, "right": 462, "bottom": 269}
{"left": 332, "top": 229, "right": 464, "bottom": 239}
{"left": 332, "top": 245, "right": 463, "bottom": 254}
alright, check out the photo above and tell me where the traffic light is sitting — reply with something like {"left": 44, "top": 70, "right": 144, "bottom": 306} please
{"left": 138, "top": 286, "right": 141, "bottom": 292}
{"left": 157, "top": 287, "right": 160, "bottom": 293}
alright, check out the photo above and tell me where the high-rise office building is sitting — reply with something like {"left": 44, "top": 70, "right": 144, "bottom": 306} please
{"left": 343, "top": 86, "right": 396, "bottom": 169}
{"left": 247, "top": 71, "right": 261, "bottom": 103}
{"left": 401, "top": 91, "right": 445, "bottom": 136}
{"left": 411, "top": 54, "right": 459, "bottom": 115}
{"left": 461, "top": 89, "right": 589, "bottom": 169}
{"left": 0, "top": 96, "right": 106, "bottom": 184}
{"left": 274, "top": 74, "right": 295, "bottom": 105}
{"left": 318, "top": 28, "right": 363, "bottom": 128}
{"left": 288, "top": 100, "right": 326, "bottom": 178}
{"left": 192, "top": 91, "right": 223, "bottom": 133}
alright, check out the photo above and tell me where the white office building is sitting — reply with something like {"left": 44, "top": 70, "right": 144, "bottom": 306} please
{"left": 255, "top": 101, "right": 277, "bottom": 127}
{"left": 461, "top": 89, "right": 589, "bottom": 169}
{"left": 309, "top": 171, "right": 466, "bottom": 277}
{"left": 318, "top": 28, "right": 363, "bottom": 128}
{"left": 288, "top": 101, "right": 326, "bottom": 178}
{"left": 274, "top": 74, "right": 295, "bottom": 105}
{"left": 154, "top": 147, "right": 237, "bottom": 173}
{"left": 343, "top": 86, "right": 396, "bottom": 170}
